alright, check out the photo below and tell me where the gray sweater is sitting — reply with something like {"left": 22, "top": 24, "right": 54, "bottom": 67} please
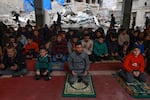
{"left": 68, "top": 51, "right": 90, "bottom": 73}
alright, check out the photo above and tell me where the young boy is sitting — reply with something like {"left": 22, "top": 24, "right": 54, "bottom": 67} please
{"left": 122, "top": 41, "right": 129, "bottom": 57}
{"left": 134, "top": 38, "right": 145, "bottom": 55}
{"left": 119, "top": 46, "right": 146, "bottom": 83}
{"left": 35, "top": 46, "right": 52, "bottom": 81}
{"left": 25, "top": 37, "right": 39, "bottom": 59}
{"left": 81, "top": 34, "right": 94, "bottom": 62}
{"left": 45, "top": 40, "right": 52, "bottom": 56}
{"left": 68, "top": 41, "right": 90, "bottom": 85}
{"left": 0, "top": 46, "right": 27, "bottom": 78}
{"left": 51, "top": 35, "right": 68, "bottom": 62}
{"left": 118, "top": 29, "right": 130, "bottom": 57}
{"left": 67, "top": 34, "right": 79, "bottom": 55}
{"left": 8, "top": 36, "right": 24, "bottom": 54}
{"left": 107, "top": 33, "right": 120, "bottom": 60}
{"left": 93, "top": 36, "right": 109, "bottom": 61}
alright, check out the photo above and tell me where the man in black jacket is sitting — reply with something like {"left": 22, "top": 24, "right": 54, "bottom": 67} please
{"left": 110, "top": 14, "right": 116, "bottom": 28}
{"left": 0, "top": 46, "right": 27, "bottom": 78}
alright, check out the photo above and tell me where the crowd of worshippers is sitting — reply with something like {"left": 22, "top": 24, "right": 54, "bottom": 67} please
{"left": 0, "top": 20, "right": 150, "bottom": 83}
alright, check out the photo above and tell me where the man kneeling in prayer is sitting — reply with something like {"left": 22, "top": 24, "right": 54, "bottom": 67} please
{"left": 68, "top": 41, "right": 90, "bottom": 85}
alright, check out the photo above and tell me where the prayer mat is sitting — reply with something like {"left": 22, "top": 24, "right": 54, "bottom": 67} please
{"left": 113, "top": 73, "right": 150, "bottom": 98}
{"left": 51, "top": 62, "right": 64, "bottom": 71}
{"left": 62, "top": 73, "right": 96, "bottom": 97}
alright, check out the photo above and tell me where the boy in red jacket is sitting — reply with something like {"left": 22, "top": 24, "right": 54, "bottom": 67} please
{"left": 25, "top": 37, "right": 39, "bottom": 59}
{"left": 119, "top": 46, "right": 146, "bottom": 83}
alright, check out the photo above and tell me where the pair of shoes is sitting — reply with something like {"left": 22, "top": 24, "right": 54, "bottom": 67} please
{"left": 34, "top": 75, "right": 41, "bottom": 80}
{"left": 44, "top": 76, "right": 51, "bottom": 81}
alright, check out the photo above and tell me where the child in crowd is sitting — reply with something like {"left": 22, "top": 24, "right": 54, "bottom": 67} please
{"left": 93, "top": 30, "right": 104, "bottom": 40}
{"left": 8, "top": 36, "right": 24, "bottom": 54}
{"left": 129, "top": 30, "right": 139, "bottom": 50}
{"left": 2, "top": 30, "right": 12, "bottom": 48}
{"left": 118, "top": 29, "right": 130, "bottom": 57}
{"left": 0, "top": 46, "right": 27, "bottom": 78}
{"left": 66, "top": 30, "right": 74, "bottom": 41}
{"left": 68, "top": 41, "right": 90, "bottom": 85}
{"left": 45, "top": 40, "right": 52, "bottom": 56}
{"left": 107, "top": 33, "right": 120, "bottom": 60}
{"left": 81, "top": 34, "right": 94, "bottom": 62}
{"left": 119, "top": 46, "right": 146, "bottom": 83}
{"left": 33, "top": 29, "right": 44, "bottom": 46}
{"left": 16, "top": 34, "right": 27, "bottom": 47}
{"left": 35, "top": 46, "right": 52, "bottom": 81}
{"left": 105, "top": 29, "right": 116, "bottom": 44}
{"left": 93, "top": 36, "right": 109, "bottom": 61}
{"left": 25, "top": 37, "right": 39, "bottom": 59}
{"left": 122, "top": 41, "right": 129, "bottom": 57}
{"left": 60, "top": 31, "right": 67, "bottom": 42}
{"left": 67, "top": 34, "right": 79, "bottom": 55}
{"left": 134, "top": 38, "right": 145, "bottom": 55}
{"left": 51, "top": 34, "right": 68, "bottom": 62}
{"left": 33, "top": 29, "right": 40, "bottom": 45}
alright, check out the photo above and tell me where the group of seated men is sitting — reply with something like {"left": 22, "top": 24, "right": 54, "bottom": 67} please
{"left": 0, "top": 23, "right": 150, "bottom": 85}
